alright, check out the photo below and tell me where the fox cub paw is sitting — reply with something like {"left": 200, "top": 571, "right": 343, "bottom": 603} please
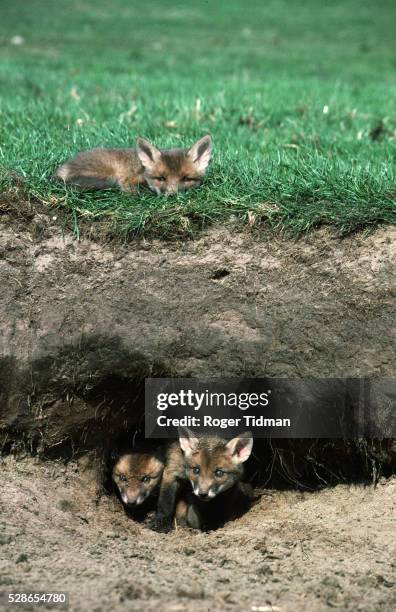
{"left": 152, "top": 514, "right": 174, "bottom": 533}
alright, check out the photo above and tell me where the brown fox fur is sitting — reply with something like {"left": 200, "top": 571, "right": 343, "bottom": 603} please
{"left": 155, "top": 428, "right": 254, "bottom": 531}
{"left": 54, "top": 135, "right": 213, "bottom": 196}
{"left": 112, "top": 448, "right": 164, "bottom": 508}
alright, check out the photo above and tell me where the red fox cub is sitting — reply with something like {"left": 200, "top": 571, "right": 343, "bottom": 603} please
{"left": 112, "top": 447, "right": 164, "bottom": 508}
{"left": 156, "top": 428, "right": 254, "bottom": 531}
{"left": 112, "top": 446, "right": 197, "bottom": 528}
{"left": 54, "top": 135, "right": 213, "bottom": 196}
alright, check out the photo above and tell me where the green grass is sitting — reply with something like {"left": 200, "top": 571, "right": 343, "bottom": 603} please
{"left": 0, "top": 0, "right": 395, "bottom": 238}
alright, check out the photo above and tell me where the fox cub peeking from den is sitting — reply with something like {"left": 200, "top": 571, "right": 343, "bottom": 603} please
{"left": 54, "top": 135, "right": 213, "bottom": 196}
{"left": 112, "top": 429, "right": 254, "bottom": 531}
{"left": 112, "top": 447, "right": 164, "bottom": 508}
{"left": 156, "top": 428, "right": 254, "bottom": 531}
{"left": 111, "top": 445, "right": 196, "bottom": 527}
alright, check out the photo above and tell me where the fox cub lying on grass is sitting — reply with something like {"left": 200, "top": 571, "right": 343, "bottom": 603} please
{"left": 54, "top": 135, "right": 213, "bottom": 196}
{"left": 112, "top": 428, "right": 254, "bottom": 531}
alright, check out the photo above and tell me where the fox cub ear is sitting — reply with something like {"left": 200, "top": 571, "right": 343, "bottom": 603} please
{"left": 136, "top": 137, "right": 162, "bottom": 170}
{"left": 178, "top": 426, "right": 199, "bottom": 456}
{"left": 226, "top": 431, "right": 253, "bottom": 464}
{"left": 187, "top": 134, "right": 213, "bottom": 173}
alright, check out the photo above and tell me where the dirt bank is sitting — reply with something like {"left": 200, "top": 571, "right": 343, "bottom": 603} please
{"left": 0, "top": 206, "right": 395, "bottom": 610}
{"left": 1, "top": 457, "right": 395, "bottom": 611}
{"left": 1, "top": 219, "right": 395, "bottom": 453}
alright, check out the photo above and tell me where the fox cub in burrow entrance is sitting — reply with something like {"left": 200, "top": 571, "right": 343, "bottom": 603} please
{"left": 54, "top": 134, "right": 213, "bottom": 196}
{"left": 111, "top": 445, "right": 191, "bottom": 526}
{"left": 156, "top": 427, "right": 254, "bottom": 531}
{"left": 112, "top": 447, "right": 164, "bottom": 509}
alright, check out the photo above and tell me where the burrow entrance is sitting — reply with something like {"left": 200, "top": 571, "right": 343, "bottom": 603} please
{"left": 1, "top": 334, "right": 394, "bottom": 513}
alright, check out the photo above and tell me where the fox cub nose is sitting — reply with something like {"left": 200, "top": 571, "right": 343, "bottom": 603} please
{"left": 198, "top": 491, "right": 209, "bottom": 500}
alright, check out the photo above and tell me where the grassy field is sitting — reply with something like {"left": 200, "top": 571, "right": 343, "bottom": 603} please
{"left": 0, "top": 0, "right": 395, "bottom": 238}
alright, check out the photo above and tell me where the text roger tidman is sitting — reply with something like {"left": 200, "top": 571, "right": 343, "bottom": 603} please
{"left": 157, "top": 415, "right": 291, "bottom": 429}
{"left": 154, "top": 390, "right": 291, "bottom": 429}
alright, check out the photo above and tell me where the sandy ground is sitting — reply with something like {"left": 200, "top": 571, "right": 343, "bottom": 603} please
{"left": 0, "top": 457, "right": 395, "bottom": 612}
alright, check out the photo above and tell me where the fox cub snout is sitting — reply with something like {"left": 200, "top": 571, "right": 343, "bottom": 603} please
{"left": 112, "top": 450, "right": 164, "bottom": 507}
{"left": 54, "top": 135, "right": 213, "bottom": 196}
{"left": 178, "top": 427, "right": 253, "bottom": 501}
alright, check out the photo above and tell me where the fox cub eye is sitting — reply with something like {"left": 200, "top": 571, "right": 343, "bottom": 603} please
{"left": 153, "top": 176, "right": 166, "bottom": 182}
{"left": 119, "top": 474, "right": 127, "bottom": 482}
{"left": 182, "top": 176, "right": 197, "bottom": 182}
{"left": 192, "top": 466, "right": 200, "bottom": 475}
{"left": 214, "top": 469, "right": 225, "bottom": 478}
{"left": 141, "top": 475, "right": 151, "bottom": 483}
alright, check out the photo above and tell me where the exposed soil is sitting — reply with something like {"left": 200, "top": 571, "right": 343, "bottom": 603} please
{"left": 1, "top": 215, "right": 395, "bottom": 453}
{"left": 1, "top": 457, "right": 395, "bottom": 612}
{"left": 1, "top": 211, "right": 395, "bottom": 380}
{"left": 0, "top": 203, "right": 395, "bottom": 610}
